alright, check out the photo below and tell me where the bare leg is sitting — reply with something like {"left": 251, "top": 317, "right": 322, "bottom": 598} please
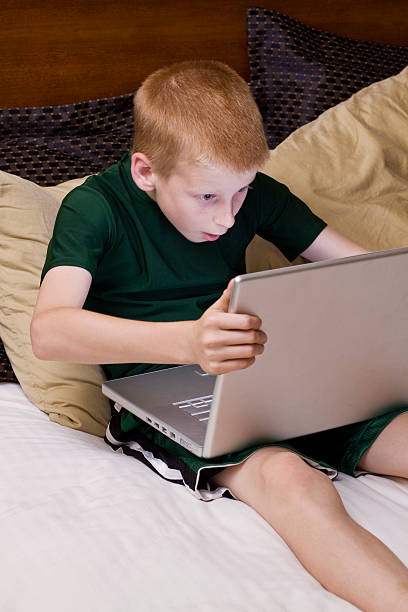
{"left": 211, "top": 447, "right": 408, "bottom": 611}
{"left": 357, "top": 412, "right": 408, "bottom": 476}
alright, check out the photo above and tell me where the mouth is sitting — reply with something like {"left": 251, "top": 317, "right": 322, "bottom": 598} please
{"left": 202, "top": 232, "right": 222, "bottom": 241}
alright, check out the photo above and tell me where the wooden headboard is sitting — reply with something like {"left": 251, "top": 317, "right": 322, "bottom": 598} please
{"left": 1, "top": 0, "right": 407, "bottom": 108}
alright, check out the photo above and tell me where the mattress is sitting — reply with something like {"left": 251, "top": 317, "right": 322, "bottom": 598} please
{"left": 1, "top": 382, "right": 407, "bottom": 611}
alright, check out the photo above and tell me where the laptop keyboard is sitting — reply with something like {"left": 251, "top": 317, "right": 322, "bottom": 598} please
{"left": 172, "top": 394, "right": 213, "bottom": 422}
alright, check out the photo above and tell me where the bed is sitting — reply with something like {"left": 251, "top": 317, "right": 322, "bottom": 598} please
{"left": 1, "top": 2, "right": 408, "bottom": 610}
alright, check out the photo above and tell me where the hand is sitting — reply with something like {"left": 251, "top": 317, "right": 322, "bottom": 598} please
{"left": 189, "top": 279, "right": 268, "bottom": 375}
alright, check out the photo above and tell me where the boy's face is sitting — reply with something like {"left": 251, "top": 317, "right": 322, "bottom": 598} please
{"left": 149, "top": 162, "right": 258, "bottom": 243}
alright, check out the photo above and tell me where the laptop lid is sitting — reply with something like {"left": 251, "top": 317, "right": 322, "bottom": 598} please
{"left": 203, "top": 247, "right": 408, "bottom": 456}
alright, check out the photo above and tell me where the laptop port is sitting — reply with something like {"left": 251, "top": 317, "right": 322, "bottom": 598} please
{"left": 154, "top": 422, "right": 160, "bottom": 429}
{"left": 146, "top": 417, "right": 152, "bottom": 423}
{"left": 161, "top": 426, "right": 167, "bottom": 434}
{"left": 170, "top": 432, "right": 176, "bottom": 440}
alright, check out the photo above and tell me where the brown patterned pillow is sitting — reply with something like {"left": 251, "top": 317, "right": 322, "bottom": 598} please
{"left": 0, "top": 94, "right": 134, "bottom": 383}
{"left": 247, "top": 8, "right": 408, "bottom": 148}
{"left": 0, "top": 340, "right": 17, "bottom": 383}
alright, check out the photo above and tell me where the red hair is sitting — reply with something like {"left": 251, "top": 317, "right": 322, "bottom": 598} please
{"left": 132, "top": 60, "right": 269, "bottom": 176}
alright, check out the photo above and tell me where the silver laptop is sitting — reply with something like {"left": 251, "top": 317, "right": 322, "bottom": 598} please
{"left": 102, "top": 247, "right": 408, "bottom": 458}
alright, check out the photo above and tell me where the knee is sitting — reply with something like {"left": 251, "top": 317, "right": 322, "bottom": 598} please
{"left": 257, "top": 450, "right": 331, "bottom": 506}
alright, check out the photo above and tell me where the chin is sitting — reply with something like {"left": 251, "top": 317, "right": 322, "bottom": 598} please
{"left": 177, "top": 228, "right": 205, "bottom": 243}
{"left": 191, "top": 236, "right": 205, "bottom": 243}
{"left": 181, "top": 233, "right": 202, "bottom": 243}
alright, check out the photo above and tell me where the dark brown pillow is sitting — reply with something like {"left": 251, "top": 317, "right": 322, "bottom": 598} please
{"left": 247, "top": 8, "right": 408, "bottom": 148}
{"left": 0, "top": 340, "right": 18, "bottom": 383}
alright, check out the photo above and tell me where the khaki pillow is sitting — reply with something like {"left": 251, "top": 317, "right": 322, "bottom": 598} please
{"left": 0, "top": 172, "right": 110, "bottom": 436}
{"left": 246, "top": 66, "right": 408, "bottom": 272}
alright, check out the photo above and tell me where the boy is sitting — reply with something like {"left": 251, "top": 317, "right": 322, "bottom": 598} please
{"left": 31, "top": 61, "right": 408, "bottom": 610}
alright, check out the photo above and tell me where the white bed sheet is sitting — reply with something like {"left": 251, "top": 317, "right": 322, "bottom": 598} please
{"left": 1, "top": 382, "right": 407, "bottom": 612}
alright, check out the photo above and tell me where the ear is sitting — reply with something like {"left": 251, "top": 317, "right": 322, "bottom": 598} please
{"left": 130, "top": 152, "right": 156, "bottom": 192}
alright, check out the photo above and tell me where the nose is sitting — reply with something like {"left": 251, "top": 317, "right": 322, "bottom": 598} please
{"left": 213, "top": 200, "right": 235, "bottom": 230}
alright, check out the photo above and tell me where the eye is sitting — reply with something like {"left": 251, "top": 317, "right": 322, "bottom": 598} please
{"left": 238, "top": 182, "right": 254, "bottom": 194}
{"left": 200, "top": 194, "right": 215, "bottom": 201}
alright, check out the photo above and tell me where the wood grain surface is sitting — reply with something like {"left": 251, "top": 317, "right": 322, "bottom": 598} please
{"left": 1, "top": 0, "right": 407, "bottom": 107}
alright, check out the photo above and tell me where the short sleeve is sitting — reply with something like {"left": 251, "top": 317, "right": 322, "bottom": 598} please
{"left": 252, "top": 172, "right": 327, "bottom": 261}
{"left": 41, "top": 184, "right": 113, "bottom": 281}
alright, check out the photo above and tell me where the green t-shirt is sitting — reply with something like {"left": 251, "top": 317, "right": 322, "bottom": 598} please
{"left": 42, "top": 152, "right": 326, "bottom": 380}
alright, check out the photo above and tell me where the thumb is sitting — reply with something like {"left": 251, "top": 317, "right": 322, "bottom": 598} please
{"left": 210, "top": 278, "right": 234, "bottom": 313}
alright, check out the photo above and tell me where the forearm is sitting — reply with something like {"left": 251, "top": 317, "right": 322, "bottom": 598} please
{"left": 301, "top": 226, "right": 368, "bottom": 262}
{"left": 31, "top": 307, "right": 194, "bottom": 365}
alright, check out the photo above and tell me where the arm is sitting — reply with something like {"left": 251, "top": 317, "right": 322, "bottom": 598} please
{"left": 30, "top": 267, "right": 266, "bottom": 374}
{"left": 31, "top": 266, "right": 193, "bottom": 365}
{"left": 300, "top": 226, "right": 368, "bottom": 262}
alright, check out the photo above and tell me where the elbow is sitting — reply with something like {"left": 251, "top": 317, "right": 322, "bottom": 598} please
{"left": 30, "top": 313, "right": 53, "bottom": 360}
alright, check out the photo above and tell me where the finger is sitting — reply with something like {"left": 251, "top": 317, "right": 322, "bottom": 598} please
{"left": 229, "top": 330, "right": 268, "bottom": 346}
{"left": 208, "top": 312, "right": 263, "bottom": 331}
{"left": 208, "top": 329, "right": 267, "bottom": 347}
{"left": 207, "top": 279, "right": 235, "bottom": 314}
{"left": 210, "top": 342, "right": 265, "bottom": 361}
{"left": 205, "top": 357, "right": 256, "bottom": 375}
